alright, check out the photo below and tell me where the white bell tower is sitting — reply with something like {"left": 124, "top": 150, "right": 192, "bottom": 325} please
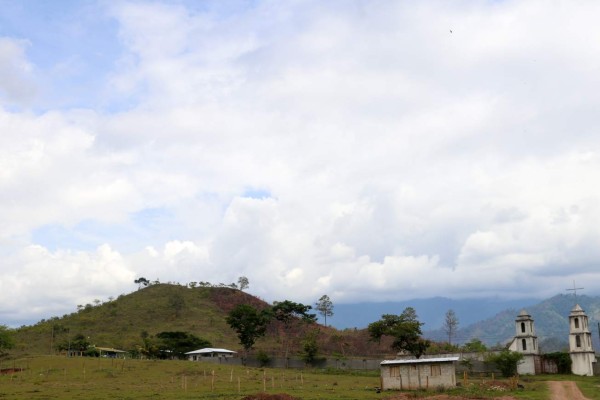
{"left": 508, "top": 309, "right": 539, "bottom": 374}
{"left": 569, "top": 304, "right": 596, "bottom": 376}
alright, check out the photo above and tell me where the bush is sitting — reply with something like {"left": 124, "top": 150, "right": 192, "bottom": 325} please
{"left": 256, "top": 350, "right": 271, "bottom": 367}
{"left": 486, "top": 349, "right": 523, "bottom": 377}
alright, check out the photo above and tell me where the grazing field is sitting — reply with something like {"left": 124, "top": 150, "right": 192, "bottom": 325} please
{"left": 2, "top": 356, "right": 600, "bottom": 399}
{"left": 0, "top": 356, "right": 380, "bottom": 400}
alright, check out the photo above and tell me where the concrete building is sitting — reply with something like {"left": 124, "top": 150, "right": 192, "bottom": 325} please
{"left": 380, "top": 357, "right": 458, "bottom": 390}
{"left": 568, "top": 304, "right": 596, "bottom": 376}
{"left": 507, "top": 309, "right": 539, "bottom": 374}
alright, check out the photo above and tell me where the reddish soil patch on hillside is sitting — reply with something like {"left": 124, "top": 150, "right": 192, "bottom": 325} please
{"left": 241, "top": 394, "right": 301, "bottom": 400}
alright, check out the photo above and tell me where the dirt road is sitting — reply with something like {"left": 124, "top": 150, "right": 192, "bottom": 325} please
{"left": 547, "top": 381, "right": 590, "bottom": 400}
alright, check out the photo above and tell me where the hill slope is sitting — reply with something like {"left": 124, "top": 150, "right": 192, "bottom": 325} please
{"left": 13, "top": 284, "right": 266, "bottom": 355}
{"left": 11, "top": 284, "right": 392, "bottom": 359}
{"left": 424, "top": 294, "right": 600, "bottom": 351}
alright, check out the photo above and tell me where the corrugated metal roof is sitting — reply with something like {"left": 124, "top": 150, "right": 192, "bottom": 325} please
{"left": 380, "top": 357, "right": 459, "bottom": 365}
{"left": 185, "top": 348, "right": 236, "bottom": 355}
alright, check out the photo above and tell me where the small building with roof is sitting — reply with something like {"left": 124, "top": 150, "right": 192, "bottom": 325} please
{"left": 95, "top": 347, "right": 127, "bottom": 358}
{"left": 380, "top": 357, "right": 458, "bottom": 390}
{"left": 185, "top": 348, "right": 237, "bottom": 361}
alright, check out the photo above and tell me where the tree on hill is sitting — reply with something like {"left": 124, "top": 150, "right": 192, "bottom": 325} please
{"left": 226, "top": 304, "right": 270, "bottom": 356}
{"left": 315, "top": 294, "right": 334, "bottom": 326}
{"left": 237, "top": 276, "right": 249, "bottom": 291}
{"left": 368, "top": 307, "right": 430, "bottom": 358}
{"left": 0, "top": 325, "right": 14, "bottom": 358}
{"left": 272, "top": 300, "right": 317, "bottom": 359}
{"left": 134, "top": 277, "right": 150, "bottom": 289}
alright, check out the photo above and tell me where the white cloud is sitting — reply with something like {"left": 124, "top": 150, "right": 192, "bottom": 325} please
{"left": 3, "top": 1, "right": 600, "bottom": 325}
{"left": 0, "top": 38, "right": 36, "bottom": 105}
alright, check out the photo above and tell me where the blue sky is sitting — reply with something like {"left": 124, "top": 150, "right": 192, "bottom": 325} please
{"left": 2, "top": 0, "right": 600, "bottom": 327}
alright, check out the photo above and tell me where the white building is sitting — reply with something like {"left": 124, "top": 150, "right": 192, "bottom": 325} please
{"left": 568, "top": 304, "right": 596, "bottom": 376}
{"left": 380, "top": 357, "right": 458, "bottom": 390}
{"left": 185, "top": 348, "right": 237, "bottom": 361}
{"left": 507, "top": 309, "right": 539, "bottom": 374}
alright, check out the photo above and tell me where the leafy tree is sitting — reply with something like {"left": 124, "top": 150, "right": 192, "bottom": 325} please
{"left": 271, "top": 300, "right": 317, "bottom": 359}
{"left": 155, "top": 331, "right": 212, "bottom": 359}
{"left": 0, "top": 325, "right": 14, "bottom": 358}
{"left": 315, "top": 294, "right": 334, "bottom": 326}
{"left": 272, "top": 300, "right": 317, "bottom": 324}
{"left": 486, "top": 349, "right": 524, "bottom": 377}
{"left": 462, "top": 338, "right": 487, "bottom": 353}
{"left": 443, "top": 309, "right": 459, "bottom": 345}
{"left": 226, "top": 304, "right": 270, "bottom": 355}
{"left": 58, "top": 333, "right": 90, "bottom": 354}
{"left": 368, "top": 307, "right": 430, "bottom": 358}
{"left": 237, "top": 276, "right": 249, "bottom": 291}
{"left": 134, "top": 277, "right": 150, "bottom": 289}
{"left": 300, "top": 329, "right": 321, "bottom": 365}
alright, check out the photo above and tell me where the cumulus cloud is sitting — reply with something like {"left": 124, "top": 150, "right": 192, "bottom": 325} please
{"left": 0, "top": 38, "right": 36, "bottom": 105}
{"left": 2, "top": 1, "right": 600, "bottom": 325}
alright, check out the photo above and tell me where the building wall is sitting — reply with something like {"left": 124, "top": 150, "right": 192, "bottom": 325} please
{"left": 381, "top": 362, "right": 456, "bottom": 390}
{"left": 517, "top": 355, "right": 536, "bottom": 375}
{"left": 571, "top": 353, "right": 596, "bottom": 376}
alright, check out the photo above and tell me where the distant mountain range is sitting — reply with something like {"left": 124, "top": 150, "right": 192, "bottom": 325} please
{"left": 331, "top": 294, "right": 600, "bottom": 352}
{"left": 330, "top": 296, "right": 540, "bottom": 330}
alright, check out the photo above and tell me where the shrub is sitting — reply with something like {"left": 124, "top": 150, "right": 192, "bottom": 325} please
{"left": 256, "top": 350, "right": 271, "bottom": 367}
{"left": 486, "top": 350, "right": 523, "bottom": 377}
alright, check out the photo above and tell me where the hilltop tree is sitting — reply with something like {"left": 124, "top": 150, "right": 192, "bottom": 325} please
{"left": 368, "top": 307, "right": 430, "bottom": 358}
{"left": 134, "top": 277, "right": 150, "bottom": 289}
{"left": 443, "top": 309, "right": 459, "bottom": 345}
{"left": 226, "top": 304, "right": 270, "bottom": 355}
{"left": 237, "top": 276, "right": 249, "bottom": 291}
{"left": 315, "top": 294, "right": 334, "bottom": 326}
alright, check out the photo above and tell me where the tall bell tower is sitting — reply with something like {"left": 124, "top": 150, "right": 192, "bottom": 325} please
{"left": 569, "top": 304, "right": 596, "bottom": 376}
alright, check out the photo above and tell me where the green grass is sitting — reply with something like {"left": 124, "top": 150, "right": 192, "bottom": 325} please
{"left": 0, "top": 356, "right": 382, "bottom": 400}
{"left": 8, "top": 356, "right": 598, "bottom": 400}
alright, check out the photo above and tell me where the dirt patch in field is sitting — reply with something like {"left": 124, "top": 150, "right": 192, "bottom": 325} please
{"left": 547, "top": 381, "right": 590, "bottom": 400}
{"left": 241, "top": 393, "right": 301, "bottom": 400}
{"left": 0, "top": 368, "right": 25, "bottom": 375}
{"left": 383, "top": 395, "right": 517, "bottom": 400}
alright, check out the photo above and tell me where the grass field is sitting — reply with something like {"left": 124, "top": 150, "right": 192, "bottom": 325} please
{"left": 0, "top": 356, "right": 381, "bottom": 400}
{"left": 2, "top": 356, "right": 600, "bottom": 399}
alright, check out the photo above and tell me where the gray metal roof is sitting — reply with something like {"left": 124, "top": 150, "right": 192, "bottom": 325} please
{"left": 185, "top": 347, "right": 236, "bottom": 355}
{"left": 381, "top": 357, "right": 459, "bottom": 365}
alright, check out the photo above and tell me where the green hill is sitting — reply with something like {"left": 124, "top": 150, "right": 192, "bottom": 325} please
{"left": 12, "top": 284, "right": 267, "bottom": 356}
{"left": 9, "top": 284, "right": 389, "bottom": 359}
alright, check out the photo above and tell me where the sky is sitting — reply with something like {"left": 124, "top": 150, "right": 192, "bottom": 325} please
{"left": 2, "top": 0, "right": 600, "bottom": 327}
